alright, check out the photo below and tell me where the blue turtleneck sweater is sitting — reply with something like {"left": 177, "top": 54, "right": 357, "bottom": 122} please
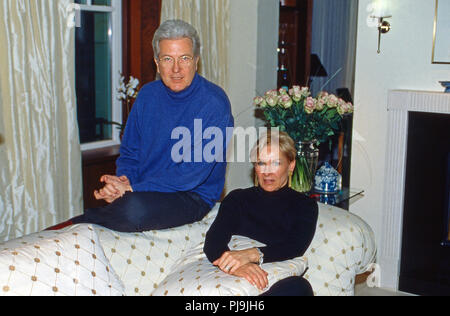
{"left": 116, "top": 74, "right": 234, "bottom": 207}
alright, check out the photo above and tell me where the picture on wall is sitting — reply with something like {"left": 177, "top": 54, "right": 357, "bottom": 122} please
{"left": 432, "top": 0, "right": 450, "bottom": 64}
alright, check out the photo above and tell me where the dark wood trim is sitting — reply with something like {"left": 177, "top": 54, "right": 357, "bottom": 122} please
{"left": 121, "top": 0, "right": 161, "bottom": 124}
{"left": 129, "top": 0, "right": 143, "bottom": 81}
{"left": 141, "top": 0, "right": 162, "bottom": 84}
{"left": 122, "top": 0, "right": 129, "bottom": 79}
{"left": 301, "top": 0, "right": 313, "bottom": 85}
{"left": 279, "top": 0, "right": 313, "bottom": 87}
{"left": 122, "top": 0, "right": 162, "bottom": 82}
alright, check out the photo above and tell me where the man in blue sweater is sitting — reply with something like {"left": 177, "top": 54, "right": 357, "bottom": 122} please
{"left": 71, "top": 20, "right": 234, "bottom": 232}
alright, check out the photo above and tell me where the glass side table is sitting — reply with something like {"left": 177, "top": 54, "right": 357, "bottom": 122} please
{"left": 309, "top": 187, "right": 365, "bottom": 210}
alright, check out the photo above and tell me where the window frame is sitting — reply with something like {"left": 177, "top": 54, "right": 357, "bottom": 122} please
{"left": 76, "top": 0, "right": 123, "bottom": 152}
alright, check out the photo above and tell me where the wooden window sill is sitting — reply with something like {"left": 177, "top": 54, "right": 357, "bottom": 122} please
{"left": 82, "top": 145, "right": 121, "bottom": 165}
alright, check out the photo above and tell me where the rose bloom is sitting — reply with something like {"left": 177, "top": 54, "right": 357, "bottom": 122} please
{"left": 253, "top": 96, "right": 264, "bottom": 107}
{"left": 291, "top": 92, "right": 302, "bottom": 102}
{"left": 266, "top": 95, "right": 279, "bottom": 107}
{"left": 316, "top": 91, "right": 329, "bottom": 98}
{"left": 279, "top": 88, "right": 288, "bottom": 95}
{"left": 315, "top": 98, "right": 326, "bottom": 111}
{"left": 326, "top": 94, "right": 339, "bottom": 108}
{"left": 304, "top": 96, "right": 316, "bottom": 114}
{"left": 346, "top": 102, "right": 354, "bottom": 113}
{"left": 289, "top": 86, "right": 310, "bottom": 96}
{"left": 300, "top": 87, "right": 311, "bottom": 97}
{"left": 337, "top": 99, "right": 347, "bottom": 115}
{"left": 337, "top": 100, "right": 353, "bottom": 115}
{"left": 280, "top": 94, "right": 293, "bottom": 109}
{"left": 288, "top": 85, "right": 301, "bottom": 96}
{"left": 265, "top": 89, "right": 278, "bottom": 98}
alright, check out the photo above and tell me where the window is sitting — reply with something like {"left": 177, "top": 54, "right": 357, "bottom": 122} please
{"left": 74, "top": 0, "right": 122, "bottom": 150}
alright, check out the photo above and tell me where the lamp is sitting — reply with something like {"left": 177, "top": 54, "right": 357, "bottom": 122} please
{"left": 367, "top": 0, "right": 392, "bottom": 54}
{"left": 308, "top": 54, "right": 328, "bottom": 87}
{"left": 310, "top": 54, "right": 328, "bottom": 77}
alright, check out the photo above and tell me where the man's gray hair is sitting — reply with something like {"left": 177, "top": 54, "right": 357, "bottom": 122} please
{"left": 152, "top": 20, "right": 201, "bottom": 59}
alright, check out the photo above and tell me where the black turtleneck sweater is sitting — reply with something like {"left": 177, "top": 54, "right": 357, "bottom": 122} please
{"left": 204, "top": 186, "right": 318, "bottom": 264}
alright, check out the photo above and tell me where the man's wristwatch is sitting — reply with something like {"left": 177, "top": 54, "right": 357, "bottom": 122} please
{"left": 255, "top": 248, "right": 264, "bottom": 266}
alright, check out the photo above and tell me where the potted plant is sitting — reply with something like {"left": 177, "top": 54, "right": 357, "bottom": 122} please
{"left": 107, "top": 73, "right": 140, "bottom": 139}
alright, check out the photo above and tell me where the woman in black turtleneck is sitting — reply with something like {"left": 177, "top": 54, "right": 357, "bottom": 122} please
{"left": 204, "top": 131, "right": 318, "bottom": 296}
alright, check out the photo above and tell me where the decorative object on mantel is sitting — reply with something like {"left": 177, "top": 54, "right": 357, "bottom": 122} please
{"left": 254, "top": 86, "right": 353, "bottom": 193}
{"left": 439, "top": 81, "right": 450, "bottom": 93}
{"left": 314, "top": 162, "right": 342, "bottom": 194}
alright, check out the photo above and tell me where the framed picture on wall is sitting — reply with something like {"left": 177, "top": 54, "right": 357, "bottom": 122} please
{"left": 432, "top": 0, "right": 450, "bottom": 64}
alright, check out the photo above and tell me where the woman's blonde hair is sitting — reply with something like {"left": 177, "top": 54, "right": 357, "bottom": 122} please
{"left": 250, "top": 130, "right": 297, "bottom": 163}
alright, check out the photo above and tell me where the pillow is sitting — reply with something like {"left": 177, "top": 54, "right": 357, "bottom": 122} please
{"left": 151, "top": 235, "right": 308, "bottom": 296}
{"left": 303, "top": 204, "right": 377, "bottom": 296}
{"left": 0, "top": 224, "right": 125, "bottom": 296}
{"left": 95, "top": 207, "right": 219, "bottom": 296}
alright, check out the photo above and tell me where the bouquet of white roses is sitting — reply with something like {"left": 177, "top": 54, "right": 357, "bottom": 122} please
{"left": 254, "top": 86, "right": 353, "bottom": 145}
{"left": 254, "top": 85, "right": 353, "bottom": 192}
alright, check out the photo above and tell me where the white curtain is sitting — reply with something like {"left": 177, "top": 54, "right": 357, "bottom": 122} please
{"left": 0, "top": 0, "right": 83, "bottom": 242}
{"left": 310, "top": 0, "right": 358, "bottom": 97}
{"left": 160, "top": 0, "right": 230, "bottom": 92}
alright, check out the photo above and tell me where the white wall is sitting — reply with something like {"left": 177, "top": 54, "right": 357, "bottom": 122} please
{"left": 351, "top": 0, "right": 450, "bottom": 254}
{"left": 225, "top": 0, "right": 279, "bottom": 194}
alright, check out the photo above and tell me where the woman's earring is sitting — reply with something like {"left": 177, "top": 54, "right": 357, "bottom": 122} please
{"left": 254, "top": 173, "right": 259, "bottom": 187}
{"left": 288, "top": 171, "right": 293, "bottom": 188}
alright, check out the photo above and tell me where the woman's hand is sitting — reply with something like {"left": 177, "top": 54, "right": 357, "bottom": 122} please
{"left": 232, "top": 263, "right": 269, "bottom": 291}
{"left": 213, "top": 248, "right": 260, "bottom": 274}
{"left": 94, "top": 175, "right": 132, "bottom": 204}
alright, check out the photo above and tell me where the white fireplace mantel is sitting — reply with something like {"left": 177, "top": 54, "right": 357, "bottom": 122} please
{"left": 380, "top": 90, "right": 450, "bottom": 290}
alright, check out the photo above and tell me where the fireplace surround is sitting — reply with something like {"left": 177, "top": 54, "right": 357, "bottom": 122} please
{"left": 399, "top": 111, "right": 450, "bottom": 295}
{"left": 380, "top": 90, "right": 450, "bottom": 294}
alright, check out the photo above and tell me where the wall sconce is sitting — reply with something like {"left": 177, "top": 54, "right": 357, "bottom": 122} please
{"left": 367, "top": 0, "right": 392, "bottom": 54}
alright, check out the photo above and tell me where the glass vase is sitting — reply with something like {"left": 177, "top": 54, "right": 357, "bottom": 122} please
{"left": 291, "top": 140, "right": 319, "bottom": 193}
